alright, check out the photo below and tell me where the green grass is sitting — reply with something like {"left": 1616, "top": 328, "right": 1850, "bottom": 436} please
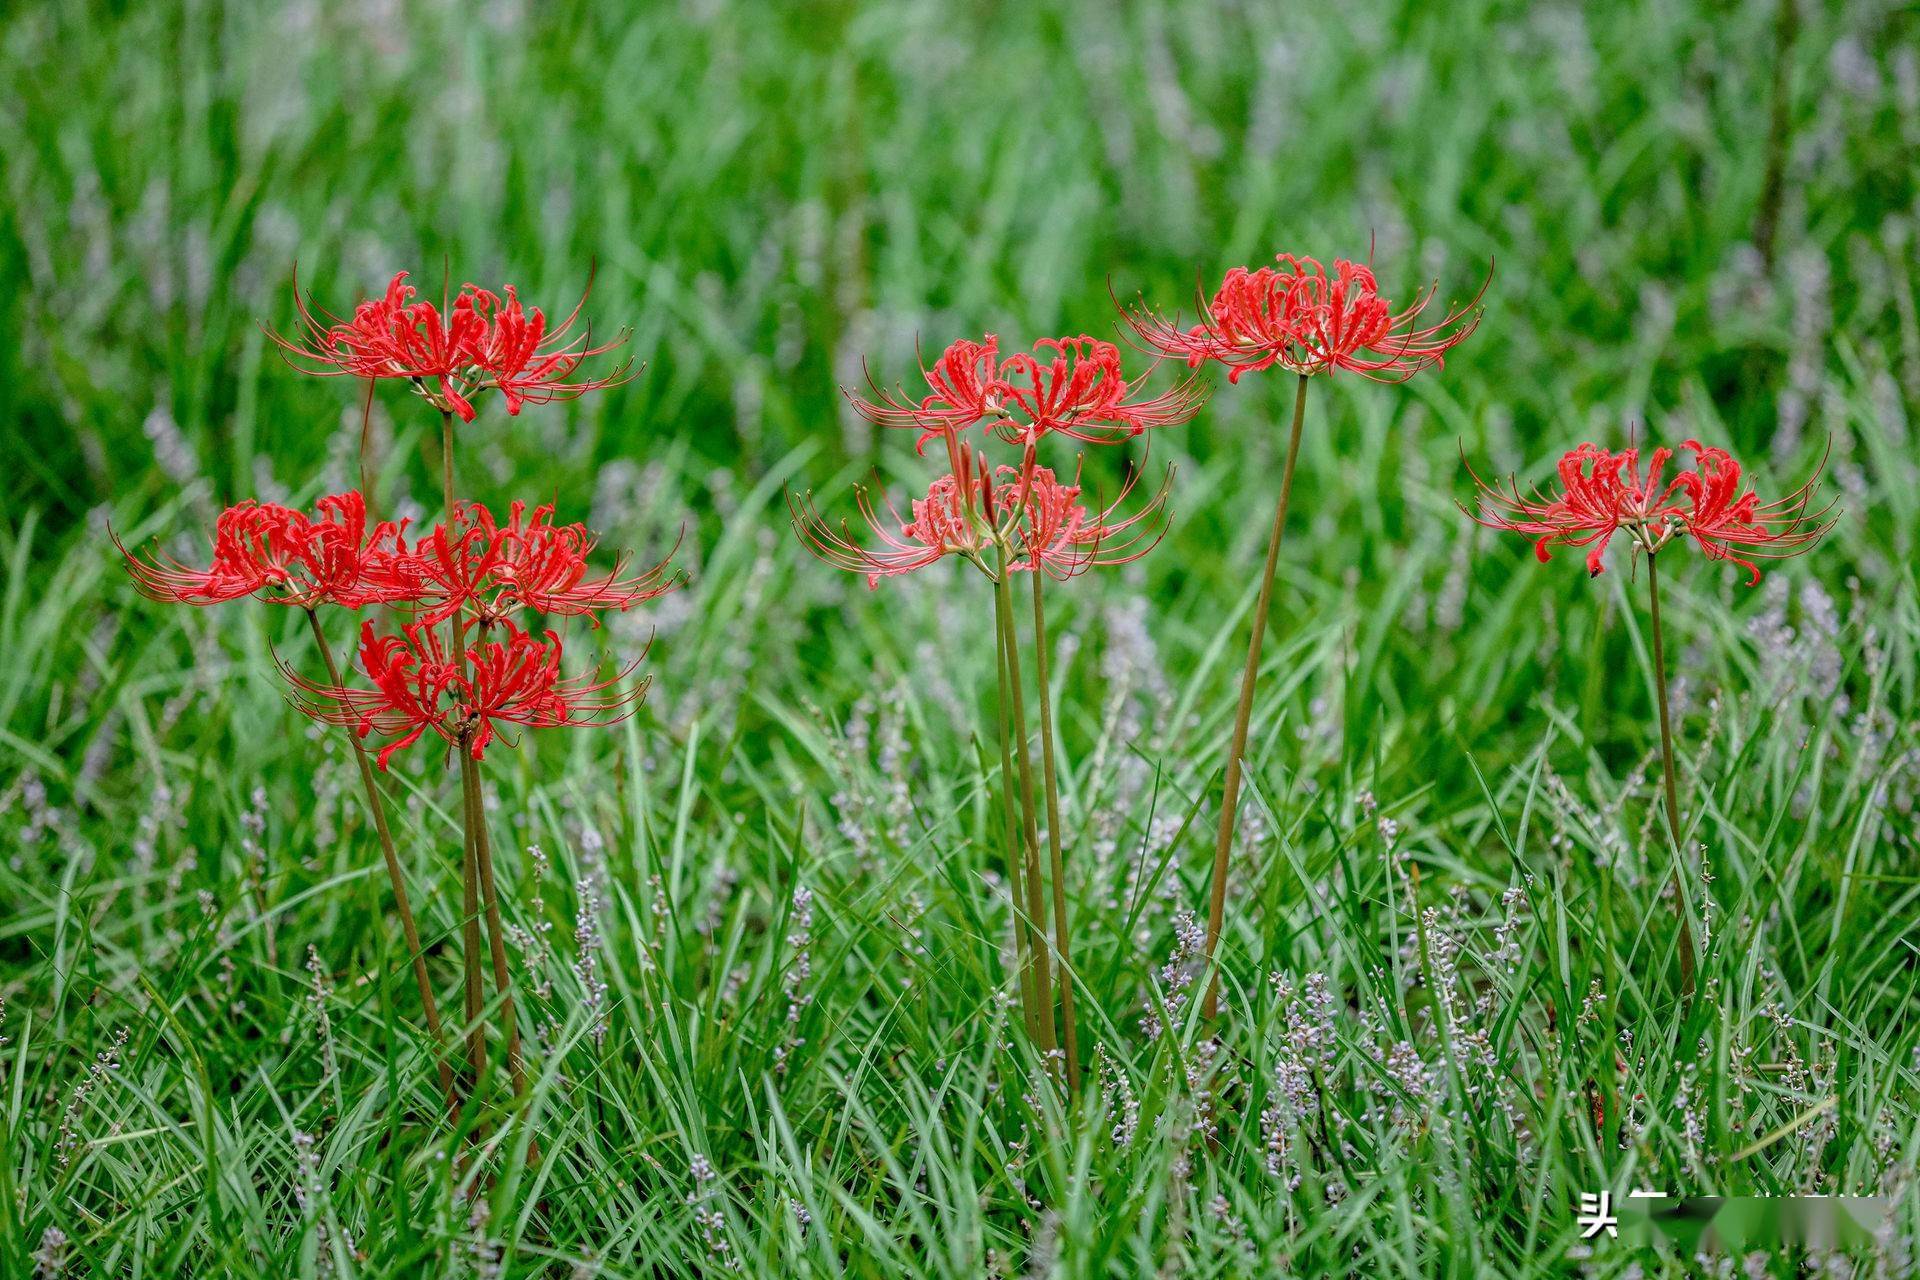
{"left": 3, "top": 0, "right": 1919, "bottom": 1275}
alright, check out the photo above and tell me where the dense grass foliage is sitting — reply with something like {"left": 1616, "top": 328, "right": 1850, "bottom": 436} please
{"left": 2, "top": 0, "right": 1918, "bottom": 1276}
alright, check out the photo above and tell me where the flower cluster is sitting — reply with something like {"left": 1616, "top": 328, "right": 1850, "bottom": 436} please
{"left": 123, "top": 492, "right": 676, "bottom": 765}
{"left": 801, "top": 334, "right": 1193, "bottom": 588}
{"left": 1467, "top": 439, "right": 1832, "bottom": 583}
{"left": 792, "top": 444, "right": 1171, "bottom": 589}
{"left": 117, "top": 491, "right": 414, "bottom": 609}
{"left": 1127, "top": 254, "right": 1487, "bottom": 384}
{"left": 270, "top": 271, "right": 633, "bottom": 421}
{"left": 846, "top": 334, "right": 1206, "bottom": 452}
{"left": 119, "top": 266, "right": 672, "bottom": 1122}
{"left": 410, "top": 500, "right": 682, "bottom": 625}
{"left": 288, "top": 619, "right": 643, "bottom": 768}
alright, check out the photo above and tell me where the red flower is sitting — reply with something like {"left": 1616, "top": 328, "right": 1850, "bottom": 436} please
{"left": 847, "top": 334, "right": 1203, "bottom": 451}
{"left": 271, "top": 271, "right": 631, "bottom": 421}
{"left": 406, "top": 507, "right": 503, "bottom": 625}
{"left": 790, "top": 443, "right": 1173, "bottom": 588}
{"left": 491, "top": 501, "right": 681, "bottom": 617}
{"left": 1466, "top": 443, "right": 1683, "bottom": 576}
{"left": 271, "top": 271, "right": 491, "bottom": 420}
{"left": 1668, "top": 440, "right": 1833, "bottom": 585}
{"left": 298, "top": 492, "right": 424, "bottom": 604}
{"left": 464, "top": 282, "right": 635, "bottom": 415}
{"left": 991, "top": 337, "right": 1207, "bottom": 445}
{"left": 846, "top": 335, "right": 1004, "bottom": 451}
{"left": 288, "top": 618, "right": 646, "bottom": 768}
{"left": 1466, "top": 440, "right": 1831, "bottom": 582}
{"left": 999, "top": 459, "right": 1174, "bottom": 579}
{"left": 1128, "top": 254, "right": 1487, "bottom": 384}
{"left": 118, "top": 492, "right": 417, "bottom": 609}
{"left": 407, "top": 500, "right": 680, "bottom": 625}
{"left": 790, "top": 465, "right": 990, "bottom": 589}
{"left": 291, "top": 620, "right": 462, "bottom": 767}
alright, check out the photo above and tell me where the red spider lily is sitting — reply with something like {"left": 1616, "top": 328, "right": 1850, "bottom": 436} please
{"left": 405, "top": 508, "right": 503, "bottom": 624}
{"left": 791, "top": 443, "right": 1172, "bottom": 588}
{"left": 1668, "top": 440, "right": 1833, "bottom": 585}
{"left": 490, "top": 502, "right": 681, "bottom": 618}
{"left": 271, "top": 271, "right": 631, "bottom": 421}
{"left": 845, "top": 335, "right": 1004, "bottom": 452}
{"left": 1465, "top": 440, "right": 1831, "bottom": 582}
{"left": 848, "top": 334, "right": 1205, "bottom": 451}
{"left": 299, "top": 492, "right": 424, "bottom": 603}
{"left": 998, "top": 459, "right": 1175, "bottom": 580}
{"left": 288, "top": 618, "right": 647, "bottom": 768}
{"left": 790, "top": 468, "right": 988, "bottom": 589}
{"left": 463, "top": 282, "right": 635, "bottom": 414}
{"left": 1128, "top": 254, "right": 1487, "bottom": 384}
{"left": 1466, "top": 443, "right": 1685, "bottom": 576}
{"left": 406, "top": 500, "right": 681, "bottom": 625}
{"left": 991, "top": 337, "right": 1207, "bottom": 446}
{"left": 271, "top": 271, "right": 491, "bottom": 420}
{"left": 118, "top": 492, "right": 417, "bottom": 609}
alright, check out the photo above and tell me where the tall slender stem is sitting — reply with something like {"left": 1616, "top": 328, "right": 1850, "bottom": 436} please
{"left": 994, "top": 571, "right": 1056, "bottom": 1057}
{"left": 463, "top": 752, "right": 528, "bottom": 1101}
{"left": 457, "top": 760, "right": 487, "bottom": 1085}
{"left": 440, "top": 408, "right": 490, "bottom": 1085}
{"left": 1202, "top": 372, "right": 1310, "bottom": 1021}
{"left": 993, "top": 589, "right": 1040, "bottom": 1044}
{"left": 357, "top": 378, "right": 378, "bottom": 517}
{"left": 306, "top": 608, "right": 457, "bottom": 1112}
{"left": 1028, "top": 568, "right": 1080, "bottom": 1093}
{"left": 1645, "top": 553, "right": 1697, "bottom": 1002}
{"left": 440, "top": 409, "right": 459, "bottom": 529}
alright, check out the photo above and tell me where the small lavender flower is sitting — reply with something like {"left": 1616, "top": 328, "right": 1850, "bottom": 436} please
{"left": 1141, "top": 909, "right": 1206, "bottom": 1037}
{"left": 141, "top": 400, "right": 201, "bottom": 486}
{"left": 505, "top": 844, "right": 556, "bottom": 1003}
{"left": 775, "top": 887, "right": 814, "bottom": 1075}
{"left": 686, "top": 1153, "right": 738, "bottom": 1271}
{"left": 573, "top": 875, "right": 610, "bottom": 1050}
{"left": 32, "top": 1225, "right": 69, "bottom": 1279}
{"left": 465, "top": 1198, "right": 503, "bottom": 1280}
{"left": 1262, "top": 972, "right": 1336, "bottom": 1185}
{"left": 55, "top": 1027, "right": 128, "bottom": 1167}
{"left": 306, "top": 946, "right": 337, "bottom": 1088}
{"left": 1097, "top": 1045, "right": 1139, "bottom": 1149}
{"left": 292, "top": 1130, "right": 332, "bottom": 1276}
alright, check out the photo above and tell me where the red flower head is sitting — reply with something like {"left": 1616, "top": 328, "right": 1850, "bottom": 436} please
{"left": 288, "top": 618, "right": 647, "bottom": 768}
{"left": 846, "top": 335, "right": 1004, "bottom": 451}
{"left": 790, "top": 442, "right": 1173, "bottom": 589}
{"left": 1667, "top": 440, "right": 1834, "bottom": 585}
{"left": 407, "top": 500, "right": 681, "bottom": 625}
{"left": 1466, "top": 440, "right": 1832, "bottom": 583}
{"left": 1467, "top": 443, "right": 1684, "bottom": 576}
{"left": 490, "top": 501, "right": 682, "bottom": 618}
{"left": 271, "top": 271, "right": 631, "bottom": 421}
{"left": 998, "top": 459, "right": 1175, "bottom": 580}
{"left": 271, "top": 271, "right": 491, "bottom": 419}
{"left": 789, "top": 451, "right": 993, "bottom": 590}
{"left": 991, "top": 337, "right": 1207, "bottom": 446}
{"left": 463, "top": 281, "right": 635, "bottom": 415}
{"left": 848, "top": 334, "right": 1205, "bottom": 452}
{"left": 118, "top": 491, "right": 417, "bottom": 609}
{"left": 406, "top": 505, "right": 505, "bottom": 625}
{"left": 1128, "top": 253, "right": 1487, "bottom": 384}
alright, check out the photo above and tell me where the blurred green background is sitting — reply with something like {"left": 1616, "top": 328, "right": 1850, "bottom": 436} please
{"left": 3, "top": 3, "right": 1920, "bottom": 1273}
{"left": 5, "top": 0, "right": 1914, "bottom": 535}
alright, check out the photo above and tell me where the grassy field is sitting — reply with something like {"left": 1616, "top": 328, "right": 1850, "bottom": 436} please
{"left": 3, "top": 0, "right": 1919, "bottom": 1275}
